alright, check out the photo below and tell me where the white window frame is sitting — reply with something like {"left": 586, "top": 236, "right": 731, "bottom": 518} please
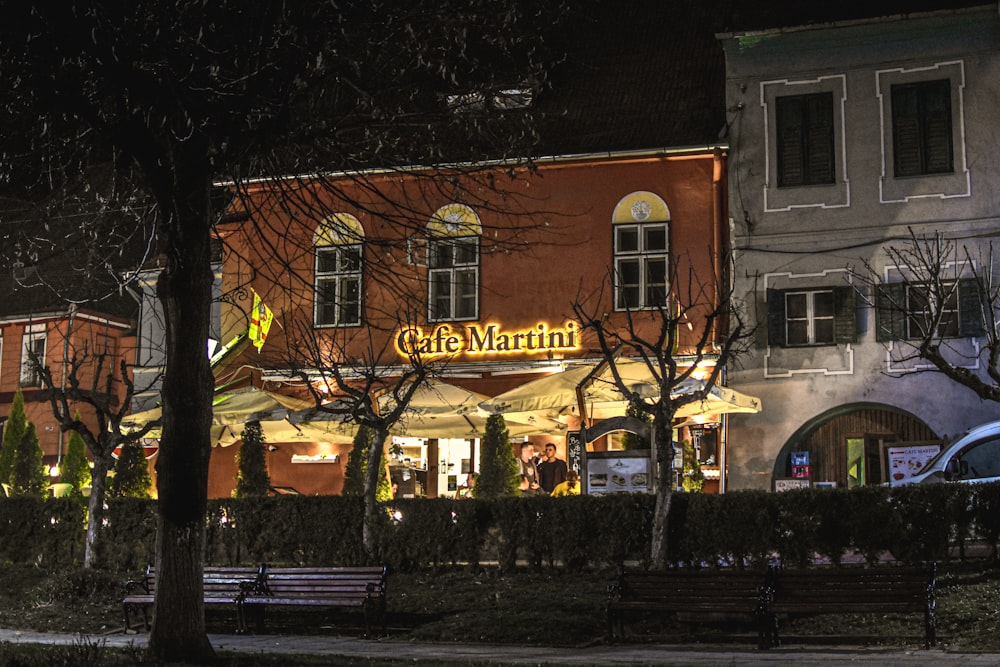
{"left": 314, "top": 244, "right": 363, "bottom": 327}
{"left": 428, "top": 236, "right": 480, "bottom": 322}
{"left": 785, "top": 289, "right": 835, "bottom": 346}
{"left": 906, "top": 282, "right": 959, "bottom": 340}
{"left": 876, "top": 61, "right": 969, "bottom": 203}
{"left": 20, "top": 325, "right": 46, "bottom": 387}
{"left": 313, "top": 215, "right": 364, "bottom": 328}
{"left": 614, "top": 222, "right": 669, "bottom": 311}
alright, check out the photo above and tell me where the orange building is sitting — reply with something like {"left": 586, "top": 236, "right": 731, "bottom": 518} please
{"left": 0, "top": 282, "right": 138, "bottom": 483}
{"left": 208, "top": 148, "right": 733, "bottom": 497}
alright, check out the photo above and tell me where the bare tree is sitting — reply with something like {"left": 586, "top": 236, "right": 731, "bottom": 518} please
{"left": 32, "top": 343, "right": 159, "bottom": 568}
{"left": 572, "top": 250, "right": 756, "bottom": 568}
{"left": 853, "top": 231, "right": 999, "bottom": 402}
{"left": 286, "top": 310, "right": 434, "bottom": 555}
{"left": 1, "top": 2, "right": 569, "bottom": 659}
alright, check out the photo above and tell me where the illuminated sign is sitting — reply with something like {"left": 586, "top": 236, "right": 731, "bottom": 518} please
{"left": 395, "top": 322, "right": 579, "bottom": 358}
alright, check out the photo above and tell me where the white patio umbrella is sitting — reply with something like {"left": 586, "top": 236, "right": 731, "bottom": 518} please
{"left": 479, "top": 359, "right": 761, "bottom": 422}
{"left": 123, "top": 387, "right": 324, "bottom": 446}
{"left": 288, "top": 379, "right": 565, "bottom": 440}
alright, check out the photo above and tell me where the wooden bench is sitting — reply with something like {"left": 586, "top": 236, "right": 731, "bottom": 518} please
{"left": 766, "top": 563, "right": 937, "bottom": 648}
{"left": 237, "top": 565, "right": 387, "bottom": 637}
{"left": 607, "top": 568, "right": 773, "bottom": 647}
{"left": 122, "top": 565, "right": 263, "bottom": 631}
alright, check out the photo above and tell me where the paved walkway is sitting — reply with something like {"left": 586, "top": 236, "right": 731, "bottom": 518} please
{"left": 1, "top": 629, "right": 1000, "bottom": 666}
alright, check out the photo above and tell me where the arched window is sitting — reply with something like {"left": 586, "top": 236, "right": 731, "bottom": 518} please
{"left": 428, "top": 204, "right": 480, "bottom": 322}
{"left": 314, "top": 214, "right": 363, "bottom": 327}
{"left": 612, "top": 192, "right": 670, "bottom": 310}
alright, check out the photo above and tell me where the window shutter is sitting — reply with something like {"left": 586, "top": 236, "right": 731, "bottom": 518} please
{"left": 776, "top": 97, "right": 804, "bottom": 187}
{"left": 958, "top": 278, "right": 987, "bottom": 338}
{"left": 767, "top": 288, "right": 787, "bottom": 347}
{"left": 923, "top": 81, "right": 953, "bottom": 174}
{"left": 876, "top": 283, "right": 907, "bottom": 342}
{"left": 806, "top": 93, "right": 835, "bottom": 185}
{"left": 833, "top": 286, "right": 857, "bottom": 344}
{"left": 892, "top": 85, "right": 922, "bottom": 177}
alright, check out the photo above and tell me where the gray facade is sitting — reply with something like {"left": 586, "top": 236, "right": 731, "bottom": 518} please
{"left": 719, "top": 5, "right": 1000, "bottom": 490}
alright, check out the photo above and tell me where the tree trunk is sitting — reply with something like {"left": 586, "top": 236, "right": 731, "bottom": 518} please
{"left": 82, "top": 447, "right": 113, "bottom": 568}
{"left": 147, "top": 145, "right": 216, "bottom": 663}
{"left": 650, "top": 413, "right": 675, "bottom": 569}
{"left": 362, "top": 426, "right": 390, "bottom": 558}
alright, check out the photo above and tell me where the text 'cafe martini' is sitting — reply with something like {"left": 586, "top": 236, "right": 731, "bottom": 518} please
{"left": 395, "top": 321, "right": 580, "bottom": 358}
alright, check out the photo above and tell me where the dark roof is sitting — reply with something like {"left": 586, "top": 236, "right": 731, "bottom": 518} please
{"left": 0, "top": 193, "right": 147, "bottom": 323}
{"left": 527, "top": 0, "right": 989, "bottom": 156}
{"left": 531, "top": 1, "right": 730, "bottom": 155}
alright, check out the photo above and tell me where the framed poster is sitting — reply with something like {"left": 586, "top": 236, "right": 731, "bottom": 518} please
{"left": 586, "top": 451, "right": 651, "bottom": 494}
{"left": 883, "top": 442, "right": 941, "bottom": 486}
{"left": 774, "top": 478, "right": 810, "bottom": 492}
{"left": 566, "top": 431, "right": 583, "bottom": 475}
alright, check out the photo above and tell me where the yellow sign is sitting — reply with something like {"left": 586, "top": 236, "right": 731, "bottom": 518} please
{"left": 395, "top": 322, "right": 579, "bottom": 358}
{"left": 249, "top": 291, "right": 274, "bottom": 352}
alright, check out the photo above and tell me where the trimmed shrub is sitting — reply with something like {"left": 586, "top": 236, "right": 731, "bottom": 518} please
{"left": 60, "top": 427, "right": 91, "bottom": 498}
{"left": 234, "top": 421, "right": 270, "bottom": 497}
{"left": 108, "top": 440, "right": 152, "bottom": 498}
{"left": 12, "top": 422, "right": 47, "bottom": 497}
{"left": 475, "top": 415, "right": 520, "bottom": 499}
{"left": 0, "top": 389, "right": 28, "bottom": 489}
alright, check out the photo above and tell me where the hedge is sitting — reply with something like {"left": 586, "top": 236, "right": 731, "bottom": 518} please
{"left": 2, "top": 482, "right": 1000, "bottom": 571}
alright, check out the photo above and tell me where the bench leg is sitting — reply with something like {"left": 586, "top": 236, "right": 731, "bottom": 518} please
{"left": 123, "top": 602, "right": 150, "bottom": 633}
{"left": 236, "top": 600, "right": 247, "bottom": 634}
{"left": 925, "top": 606, "right": 936, "bottom": 648}
{"left": 757, "top": 610, "right": 777, "bottom": 649}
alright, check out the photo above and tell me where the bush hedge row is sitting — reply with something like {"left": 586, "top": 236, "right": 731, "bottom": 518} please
{"left": 3, "top": 482, "right": 1000, "bottom": 571}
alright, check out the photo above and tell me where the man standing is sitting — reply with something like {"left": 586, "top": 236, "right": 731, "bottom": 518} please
{"left": 519, "top": 443, "right": 542, "bottom": 495}
{"left": 537, "top": 443, "right": 568, "bottom": 495}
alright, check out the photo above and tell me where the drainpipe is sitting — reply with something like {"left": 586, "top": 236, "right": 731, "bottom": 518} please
{"left": 712, "top": 148, "right": 727, "bottom": 337}
{"left": 712, "top": 149, "right": 728, "bottom": 493}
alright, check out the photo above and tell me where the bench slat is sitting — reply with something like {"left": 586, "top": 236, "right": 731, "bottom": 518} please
{"left": 122, "top": 565, "right": 263, "bottom": 632}
{"left": 607, "top": 569, "right": 772, "bottom": 647}
{"left": 767, "top": 563, "right": 937, "bottom": 649}
{"left": 237, "top": 565, "right": 387, "bottom": 637}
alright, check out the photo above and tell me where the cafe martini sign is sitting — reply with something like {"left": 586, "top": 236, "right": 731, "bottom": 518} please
{"left": 395, "top": 321, "right": 580, "bottom": 359}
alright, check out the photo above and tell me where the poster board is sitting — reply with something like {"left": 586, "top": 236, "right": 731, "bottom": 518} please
{"left": 586, "top": 451, "right": 651, "bottom": 494}
{"left": 774, "top": 478, "right": 810, "bottom": 492}
{"left": 883, "top": 442, "right": 941, "bottom": 486}
{"left": 566, "top": 431, "right": 583, "bottom": 475}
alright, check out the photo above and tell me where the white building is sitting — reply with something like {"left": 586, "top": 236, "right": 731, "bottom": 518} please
{"left": 719, "top": 2, "right": 1000, "bottom": 489}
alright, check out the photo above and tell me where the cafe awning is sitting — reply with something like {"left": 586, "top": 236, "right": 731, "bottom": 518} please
{"left": 290, "top": 379, "right": 566, "bottom": 440}
{"left": 478, "top": 358, "right": 761, "bottom": 423}
{"left": 123, "top": 387, "right": 322, "bottom": 446}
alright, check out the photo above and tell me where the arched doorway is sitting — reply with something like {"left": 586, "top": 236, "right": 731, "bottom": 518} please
{"left": 771, "top": 403, "right": 940, "bottom": 489}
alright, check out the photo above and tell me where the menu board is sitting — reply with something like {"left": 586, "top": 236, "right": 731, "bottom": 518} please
{"left": 567, "top": 431, "right": 583, "bottom": 475}
{"left": 587, "top": 455, "right": 650, "bottom": 494}
{"left": 885, "top": 444, "right": 941, "bottom": 486}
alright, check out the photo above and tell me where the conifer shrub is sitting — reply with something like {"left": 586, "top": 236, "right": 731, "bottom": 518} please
{"left": 0, "top": 388, "right": 28, "bottom": 490}
{"left": 108, "top": 440, "right": 152, "bottom": 498}
{"left": 60, "top": 427, "right": 91, "bottom": 498}
{"left": 474, "top": 414, "right": 520, "bottom": 499}
{"left": 681, "top": 440, "right": 705, "bottom": 492}
{"left": 233, "top": 421, "right": 270, "bottom": 497}
{"left": 12, "top": 422, "right": 47, "bottom": 497}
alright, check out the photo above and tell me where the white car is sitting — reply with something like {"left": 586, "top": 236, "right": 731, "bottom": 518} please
{"left": 905, "top": 419, "right": 1000, "bottom": 484}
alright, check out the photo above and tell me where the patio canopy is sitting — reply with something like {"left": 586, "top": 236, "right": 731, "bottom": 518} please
{"left": 123, "top": 387, "right": 324, "bottom": 446}
{"left": 478, "top": 359, "right": 762, "bottom": 423}
{"left": 290, "top": 379, "right": 566, "bottom": 440}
